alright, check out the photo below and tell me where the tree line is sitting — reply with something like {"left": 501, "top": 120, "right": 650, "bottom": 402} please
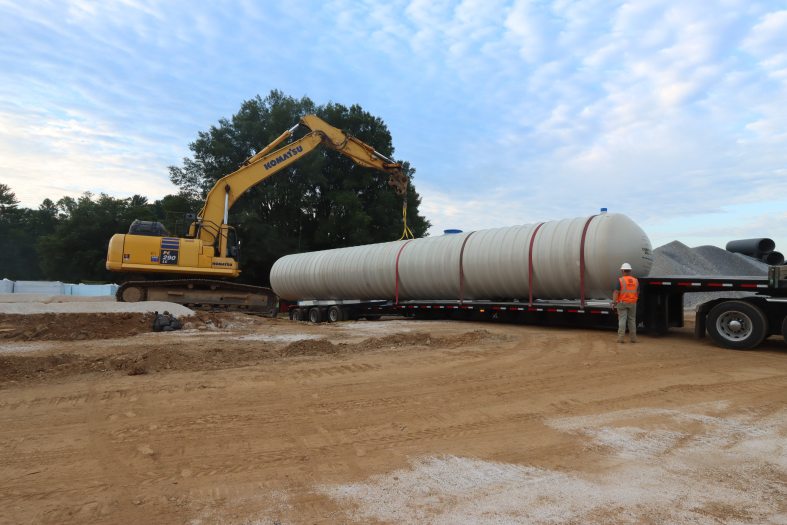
{"left": 0, "top": 91, "right": 430, "bottom": 285}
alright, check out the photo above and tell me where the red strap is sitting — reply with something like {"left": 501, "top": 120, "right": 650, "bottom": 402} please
{"left": 579, "top": 215, "right": 599, "bottom": 308}
{"left": 528, "top": 223, "right": 544, "bottom": 307}
{"left": 458, "top": 231, "right": 476, "bottom": 304}
{"left": 394, "top": 240, "right": 413, "bottom": 304}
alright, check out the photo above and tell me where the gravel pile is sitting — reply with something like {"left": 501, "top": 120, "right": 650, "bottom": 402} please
{"left": 650, "top": 241, "right": 769, "bottom": 308}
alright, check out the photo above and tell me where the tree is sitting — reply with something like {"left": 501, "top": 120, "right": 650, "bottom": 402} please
{"left": 0, "top": 186, "right": 55, "bottom": 279}
{"left": 169, "top": 90, "right": 430, "bottom": 284}
{"left": 0, "top": 183, "right": 19, "bottom": 217}
{"left": 37, "top": 193, "right": 156, "bottom": 282}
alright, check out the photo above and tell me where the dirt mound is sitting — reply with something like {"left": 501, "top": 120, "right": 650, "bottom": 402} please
{"left": 279, "top": 329, "right": 498, "bottom": 357}
{"left": 0, "top": 344, "right": 281, "bottom": 383}
{"left": 0, "top": 328, "right": 498, "bottom": 385}
{"left": 355, "top": 329, "right": 495, "bottom": 351}
{"left": 279, "top": 339, "right": 342, "bottom": 357}
{"left": 0, "top": 313, "right": 159, "bottom": 341}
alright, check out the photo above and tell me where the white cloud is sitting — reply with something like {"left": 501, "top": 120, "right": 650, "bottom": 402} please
{"left": 1, "top": 0, "right": 786, "bottom": 250}
{"left": 502, "top": 0, "right": 548, "bottom": 63}
{"left": 743, "top": 10, "right": 787, "bottom": 81}
{"left": 0, "top": 108, "right": 180, "bottom": 206}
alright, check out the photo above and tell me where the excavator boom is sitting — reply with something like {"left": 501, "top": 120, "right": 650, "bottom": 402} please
{"left": 106, "top": 114, "right": 411, "bottom": 311}
{"left": 195, "top": 115, "right": 408, "bottom": 247}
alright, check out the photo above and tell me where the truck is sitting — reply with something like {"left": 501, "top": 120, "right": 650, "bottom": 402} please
{"left": 273, "top": 215, "right": 787, "bottom": 351}
{"left": 105, "top": 115, "right": 411, "bottom": 313}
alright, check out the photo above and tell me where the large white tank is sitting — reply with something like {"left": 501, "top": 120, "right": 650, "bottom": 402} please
{"left": 270, "top": 213, "right": 653, "bottom": 301}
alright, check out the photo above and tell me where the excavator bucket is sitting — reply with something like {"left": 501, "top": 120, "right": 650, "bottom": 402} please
{"left": 388, "top": 169, "right": 409, "bottom": 196}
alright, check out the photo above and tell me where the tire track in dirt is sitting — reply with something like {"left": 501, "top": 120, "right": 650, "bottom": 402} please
{"left": 2, "top": 316, "right": 785, "bottom": 524}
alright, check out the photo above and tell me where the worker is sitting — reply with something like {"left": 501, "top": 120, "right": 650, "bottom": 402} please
{"left": 612, "top": 262, "right": 639, "bottom": 343}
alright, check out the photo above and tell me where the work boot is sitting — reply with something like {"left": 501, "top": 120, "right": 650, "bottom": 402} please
{"left": 630, "top": 337, "right": 638, "bottom": 343}
{"left": 617, "top": 336, "right": 625, "bottom": 344}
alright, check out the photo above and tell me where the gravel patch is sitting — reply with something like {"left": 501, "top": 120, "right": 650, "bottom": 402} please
{"left": 336, "top": 320, "right": 415, "bottom": 335}
{"left": 0, "top": 300, "right": 194, "bottom": 316}
{"left": 320, "top": 403, "right": 786, "bottom": 524}
{"left": 236, "top": 333, "right": 322, "bottom": 342}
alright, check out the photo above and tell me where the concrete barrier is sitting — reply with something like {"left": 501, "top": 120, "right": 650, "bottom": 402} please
{"left": 0, "top": 280, "right": 118, "bottom": 297}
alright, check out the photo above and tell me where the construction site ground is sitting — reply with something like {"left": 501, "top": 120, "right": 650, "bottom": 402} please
{"left": 1, "top": 308, "right": 785, "bottom": 524}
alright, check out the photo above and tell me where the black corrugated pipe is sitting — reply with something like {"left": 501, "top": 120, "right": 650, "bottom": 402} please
{"left": 763, "top": 251, "right": 785, "bottom": 266}
{"left": 725, "top": 238, "right": 776, "bottom": 257}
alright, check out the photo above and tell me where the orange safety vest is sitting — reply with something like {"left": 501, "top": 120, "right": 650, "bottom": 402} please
{"left": 618, "top": 275, "right": 639, "bottom": 303}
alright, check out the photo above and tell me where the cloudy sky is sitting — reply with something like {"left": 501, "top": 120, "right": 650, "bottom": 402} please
{"left": 1, "top": 0, "right": 785, "bottom": 250}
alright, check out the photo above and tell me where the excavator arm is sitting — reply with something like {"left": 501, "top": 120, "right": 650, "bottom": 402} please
{"left": 106, "top": 113, "right": 414, "bottom": 311}
{"left": 193, "top": 115, "right": 411, "bottom": 253}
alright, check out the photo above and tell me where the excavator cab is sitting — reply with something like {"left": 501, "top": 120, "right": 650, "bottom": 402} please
{"left": 128, "top": 219, "right": 170, "bottom": 237}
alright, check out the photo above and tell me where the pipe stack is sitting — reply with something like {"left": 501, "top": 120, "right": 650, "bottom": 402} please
{"left": 726, "top": 238, "right": 784, "bottom": 266}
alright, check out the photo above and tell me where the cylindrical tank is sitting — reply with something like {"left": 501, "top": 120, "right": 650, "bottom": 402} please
{"left": 726, "top": 238, "right": 775, "bottom": 257}
{"left": 270, "top": 213, "right": 653, "bottom": 301}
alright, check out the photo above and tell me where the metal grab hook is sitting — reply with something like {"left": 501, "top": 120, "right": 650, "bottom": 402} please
{"left": 400, "top": 196, "right": 414, "bottom": 240}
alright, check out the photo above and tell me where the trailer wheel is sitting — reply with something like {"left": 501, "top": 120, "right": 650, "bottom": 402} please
{"left": 290, "top": 308, "right": 304, "bottom": 321}
{"left": 308, "top": 307, "right": 323, "bottom": 324}
{"left": 781, "top": 315, "right": 787, "bottom": 344}
{"left": 706, "top": 301, "right": 768, "bottom": 349}
{"left": 327, "top": 305, "right": 343, "bottom": 323}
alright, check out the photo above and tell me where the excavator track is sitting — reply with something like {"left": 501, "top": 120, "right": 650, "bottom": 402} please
{"left": 116, "top": 279, "right": 279, "bottom": 316}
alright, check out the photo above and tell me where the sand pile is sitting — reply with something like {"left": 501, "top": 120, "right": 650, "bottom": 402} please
{"left": 651, "top": 241, "right": 769, "bottom": 308}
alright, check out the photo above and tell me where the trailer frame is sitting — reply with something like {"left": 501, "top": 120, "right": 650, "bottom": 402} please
{"left": 287, "top": 271, "right": 787, "bottom": 350}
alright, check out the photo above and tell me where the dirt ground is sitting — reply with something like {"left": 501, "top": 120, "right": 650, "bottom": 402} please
{"left": 0, "top": 311, "right": 785, "bottom": 524}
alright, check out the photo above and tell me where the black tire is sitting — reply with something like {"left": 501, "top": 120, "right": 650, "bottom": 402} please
{"left": 364, "top": 314, "right": 382, "bottom": 321}
{"left": 327, "top": 305, "right": 343, "bottom": 323}
{"left": 308, "top": 307, "right": 323, "bottom": 324}
{"left": 706, "top": 301, "right": 768, "bottom": 350}
{"left": 781, "top": 315, "right": 787, "bottom": 344}
{"left": 291, "top": 308, "right": 304, "bottom": 321}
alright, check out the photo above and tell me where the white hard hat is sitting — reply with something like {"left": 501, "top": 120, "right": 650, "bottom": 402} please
{"left": 620, "top": 262, "right": 632, "bottom": 271}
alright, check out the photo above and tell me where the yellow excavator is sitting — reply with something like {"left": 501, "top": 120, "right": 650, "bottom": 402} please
{"left": 106, "top": 115, "right": 411, "bottom": 314}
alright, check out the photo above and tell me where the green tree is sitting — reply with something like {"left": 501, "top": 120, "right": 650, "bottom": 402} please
{"left": 169, "top": 90, "right": 430, "bottom": 284}
{"left": 37, "top": 193, "right": 156, "bottom": 282}
{"left": 0, "top": 183, "right": 19, "bottom": 216}
{"left": 0, "top": 186, "right": 58, "bottom": 280}
{"left": 0, "top": 185, "right": 28, "bottom": 279}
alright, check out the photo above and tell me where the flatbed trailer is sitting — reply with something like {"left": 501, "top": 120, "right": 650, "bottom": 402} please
{"left": 287, "top": 267, "right": 787, "bottom": 350}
